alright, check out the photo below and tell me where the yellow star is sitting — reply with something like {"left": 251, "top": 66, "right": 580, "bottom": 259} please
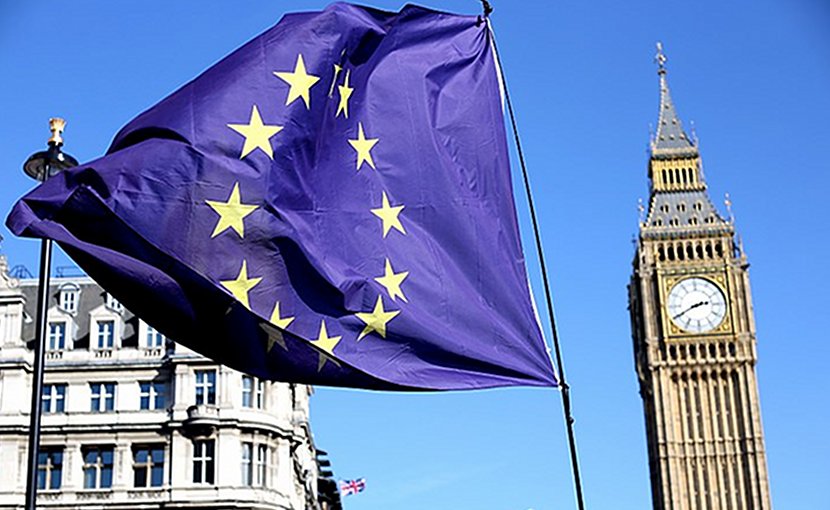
{"left": 356, "top": 295, "right": 400, "bottom": 341}
{"left": 270, "top": 301, "right": 295, "bottom": 330}
{"left": 205, "top": 182, "right": 259, "bottom": 238}
{"left": 274, "top": 54, "right": 320, "bottom": 109}
{"left": 374, "top": 258, "right": 409, "bottom": 303}
{"left": 263, "top": 301, "right": 295, "bottom": 352}
{"left": 220, "top": 260, "right": 262, "bottom": 310}
{"left": 260, "top": 322, "right": 287, "bottom": 353}
{"left": 328, "top": 63, "right": 343, "bottom": 97}
{"left": 348, "top": 122, "right": 379, "bottom": 170}
{"left": 310, "top": 320, "right": 342, "bottom": 371}
{"left": 336, "top": 70, "right": 353, "bottom": 118}
{"left": 227, "top": 105, "right": 283, "bottom": 159}
{"left": 371, "top": 191, "right": 405, "bottom": 237}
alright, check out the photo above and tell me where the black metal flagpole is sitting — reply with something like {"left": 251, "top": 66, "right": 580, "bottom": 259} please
{"left": 480, "top": 3, "right": 587, "bottom": 509}
{"left": 22, "top": 119, "right": 78, "bottom": 510}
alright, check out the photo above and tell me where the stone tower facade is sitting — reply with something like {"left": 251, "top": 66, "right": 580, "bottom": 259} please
{"left": 628, "top": 47, "right": 772, "bottom": 510}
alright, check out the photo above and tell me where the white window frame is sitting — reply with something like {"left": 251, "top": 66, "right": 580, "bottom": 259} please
{"left": 132, "top": 444, "right": 165, "bottom": 488}
{"left": 194, "top": 370, "right": 216, "bottom": 406}
{"left": 104, "top": 293, "right": 123, "bottom": 313}
{"left": 192, "top": 439, "right": 215, "bottom": 484}
{"left": 95, "top": 319, "right": 116, "bottom": 349}
{"left": 241, "top": 442, "right": 253, "bottom": 486}
{"left": 88, "top": 305, "right": 121, "bottom": 352}
{"left": 255, "top": 444, "right": 267, "bottom": 487}
{"left": 242, "top": 376, "right": 265, "bottom": 409}
{"left": 90, "top": 382, "right": 116, "bottom": 412}
{"left": 42, "top": 384, "right": 67, "bottom": 414}
{"left": 47, "top": 321, "right": 69, "bottom": 351}
{"left": 255, "top": 379, "right": 264, "bottom": 409}
{"left": 139, "top": 381, "right": 166, "bottom": 410}
{"left": 37, "top": 446, "right": 64, "bottom": 490}
{"left": 145, "top": 324, "right": 165, "bottom": 348}
{"left": 58, "top": 284, "right": 80, "bottom": 314}
{"left": 82, "top": 446, "right": 114, "bottom": 489}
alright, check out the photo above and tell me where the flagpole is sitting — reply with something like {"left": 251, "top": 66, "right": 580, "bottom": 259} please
{"left": 480, "top": 3, "right": 587, "bottom": 509}
{"left": 21, "top": 119, "right": 79, "bottom": 510}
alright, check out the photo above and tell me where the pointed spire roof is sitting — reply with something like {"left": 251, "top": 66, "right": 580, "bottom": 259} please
{"left": 651, "top": 43, "right": 698, "bottom": 157}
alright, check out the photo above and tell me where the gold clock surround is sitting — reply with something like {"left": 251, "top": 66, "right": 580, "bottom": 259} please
{"left": 661, "top": 273, "right": 732, "bottom": 337}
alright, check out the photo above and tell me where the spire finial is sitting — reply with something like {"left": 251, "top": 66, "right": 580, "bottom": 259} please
{"left": 655, "top": 42, "right": 667, "bottom": 74}
{"left": 724, "top": 192, "right": 734, "bottom": 223}
{"left": 637, "top": 198, "right": 645, "bottom": 224}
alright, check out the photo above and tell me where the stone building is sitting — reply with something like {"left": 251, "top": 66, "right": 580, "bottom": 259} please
{"left": 628, "top": 48, "right": 772, "bottom": 509}
{"left": 0, "top": 253, "right": 336, "bottom": 509}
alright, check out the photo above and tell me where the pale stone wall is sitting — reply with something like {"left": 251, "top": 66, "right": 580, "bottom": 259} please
{"left": 0, "top": 262, "right": 320, "bottom": 510}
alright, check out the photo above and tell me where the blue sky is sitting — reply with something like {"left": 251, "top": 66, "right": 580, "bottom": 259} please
{"left": 1, "top": 1, "right": 828, "bottom": 509}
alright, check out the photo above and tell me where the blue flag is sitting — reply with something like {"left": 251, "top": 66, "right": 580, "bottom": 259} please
{"left": 7, "top": 3, "right": 556, "bottom": 390}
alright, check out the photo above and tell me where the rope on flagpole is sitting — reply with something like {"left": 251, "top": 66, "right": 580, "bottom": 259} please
{"left": 481, "top": 3, "right": 586, "bottom": 509}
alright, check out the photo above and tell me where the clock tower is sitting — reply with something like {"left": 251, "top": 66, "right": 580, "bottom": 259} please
{"left": 628, "top": 46, "right": 772, "bottom": 510}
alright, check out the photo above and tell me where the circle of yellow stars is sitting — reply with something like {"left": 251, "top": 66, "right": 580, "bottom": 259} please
{"left": 205, "top": 51, "right": 411, "bottom": 371}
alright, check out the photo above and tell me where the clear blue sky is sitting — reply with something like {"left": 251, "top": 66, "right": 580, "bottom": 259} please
{"left": 1, "top": 1, "right": 828, "bottom": 509}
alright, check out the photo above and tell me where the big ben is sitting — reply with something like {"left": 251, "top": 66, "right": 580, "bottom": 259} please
{"left": 629, "top": 45, "right": 772, "bottom": 510}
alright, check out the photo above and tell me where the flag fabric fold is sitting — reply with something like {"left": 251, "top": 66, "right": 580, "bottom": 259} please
{"left": 7, "top": 2, "right": 557, "bottom": 390}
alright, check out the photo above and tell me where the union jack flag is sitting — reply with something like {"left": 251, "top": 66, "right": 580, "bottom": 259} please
{"left": 340, "top": 478, "right": 366, "bottom": 496}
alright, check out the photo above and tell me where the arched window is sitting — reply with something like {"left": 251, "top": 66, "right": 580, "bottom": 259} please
{"left": 58, "top": 283, "right": 81, "bottom": 314}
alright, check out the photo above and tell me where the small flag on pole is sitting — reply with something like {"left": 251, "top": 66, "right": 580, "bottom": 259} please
{"left": 340, "top": 478, "right": 366, "bottom": 496}
{"left": 7, "top": 3, "right": 556, "bottom": 391}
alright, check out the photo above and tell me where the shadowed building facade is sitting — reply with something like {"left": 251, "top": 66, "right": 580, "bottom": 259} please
{"left": 628, "top": 48, "right": 772, "bottom": 510}
{"left": 0, "top": 254, "right": 341, "bottom": 509}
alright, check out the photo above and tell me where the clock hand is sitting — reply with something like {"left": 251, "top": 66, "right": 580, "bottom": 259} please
{"left": 672, "top": 300, "right": 709, "bottom": 320}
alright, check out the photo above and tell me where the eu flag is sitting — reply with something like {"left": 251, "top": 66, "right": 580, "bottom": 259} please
{"left": 7, "top": 3, "right": 557, "bottom": 390}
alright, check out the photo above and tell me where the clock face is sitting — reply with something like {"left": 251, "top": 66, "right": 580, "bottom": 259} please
{"left": 667, "top": 277, "right": 727, "bottom": 333}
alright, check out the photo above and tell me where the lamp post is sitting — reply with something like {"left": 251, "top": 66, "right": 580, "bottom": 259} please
{"left": 22, "top": 118, "right": 78, "bottom": 510}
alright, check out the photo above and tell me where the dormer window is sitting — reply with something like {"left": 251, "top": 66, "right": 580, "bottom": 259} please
{"left": 48, "top": 322, "right": 67, "bottom": 351}
{"left": 96, "top": 320, "right": 115, "bottom": 349}
{"left": 145, "top": 325, "right": 165, "bottom": 348}
{"left": 58, "top": 284, "right": 80, "bottom": 314}
{"left": 105, "top": 293, "right": 123, "bottom": 313}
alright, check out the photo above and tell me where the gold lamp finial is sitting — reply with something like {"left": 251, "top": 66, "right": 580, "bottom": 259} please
{"left": 48, "top": 117, "right": 66, "bottom": 146}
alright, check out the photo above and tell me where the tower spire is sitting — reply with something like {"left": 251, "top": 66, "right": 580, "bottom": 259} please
{"left": 651, "top": 43, "right": 697, "bottom": 156}
{"left": 642, "top": 45, "right": 730, "bottom": 230}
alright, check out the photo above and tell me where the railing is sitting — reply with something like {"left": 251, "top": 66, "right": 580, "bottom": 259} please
{"left": 128, "top": 488, "right": 167, "bottom": 499}
{"left": 45, "top": 350, "right": 63, "bottom": 360}
{"left": 142, "top": 347, "right": 164, "bottom": 357}
{"left": 76, "top": 490, "right": 113, "bottom": 501}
